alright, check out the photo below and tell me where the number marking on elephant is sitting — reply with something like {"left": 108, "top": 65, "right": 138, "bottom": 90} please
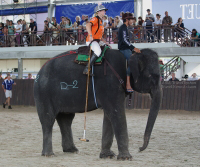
{"left": 35, "top": 75, "right": 39, "bottom": 82}
{"left": 60, "top": 80, "right": 78, "bottom": 90}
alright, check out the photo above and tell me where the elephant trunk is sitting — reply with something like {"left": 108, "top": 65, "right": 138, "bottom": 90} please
{"left": 139, "top": 87, "right": 162, "bottom": 151}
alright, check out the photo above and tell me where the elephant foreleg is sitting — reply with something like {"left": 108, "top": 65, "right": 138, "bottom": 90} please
{"left": 100, "top": 112, "right": 115, "bottom": 159}
{"left": 56, "top": 113, "right": 78, "bottom": 153}
{"left": 102, "top": 106, "right": 132, "bottom": 160}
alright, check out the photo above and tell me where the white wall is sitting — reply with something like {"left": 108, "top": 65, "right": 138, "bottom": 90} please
{"left": 0, "top": 60, "right": 18, "bottom": 72}
{"left": 185, "top": 63, "right": 200, "bottom": 77}
{"left": 0, "top": 59, "right": 48, "bottom": 73}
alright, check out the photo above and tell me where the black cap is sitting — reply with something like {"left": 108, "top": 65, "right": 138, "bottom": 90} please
{"left": 147, "top": 9, "right": 150, "bottom": 11}
{"left": 44, "top": 20, "right": 48, "bottom": 22}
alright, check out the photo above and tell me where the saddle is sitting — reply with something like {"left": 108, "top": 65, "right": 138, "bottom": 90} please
{"left": 74, "top": 45, "right": 109, "bottom": 65}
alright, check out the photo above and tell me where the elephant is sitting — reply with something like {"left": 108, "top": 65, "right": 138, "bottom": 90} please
{"left": 34, "top": 48, "right": 161, "bottom": 160}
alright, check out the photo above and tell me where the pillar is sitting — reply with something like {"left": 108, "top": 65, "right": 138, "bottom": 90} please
{"left": 48, "top": 0, "right": 55, "bottom": 20}
{"left": 135, "top": 0, "right": 143, "bottom": 19}
{"left": 18, "top": 58, "right": 23, "bottom": 79}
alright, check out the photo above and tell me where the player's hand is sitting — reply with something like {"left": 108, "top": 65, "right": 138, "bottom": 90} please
{"left": 133, "top": 48, "right": 141, "bottom": 53}
{"left": 106, "top": 43, "right": 112, "bottom": 49}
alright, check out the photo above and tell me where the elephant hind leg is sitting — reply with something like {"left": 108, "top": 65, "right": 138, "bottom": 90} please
{"left": 100, "top": 112, "right": 115, "bottom": 159}
{"left": 39, "top": 110, "right": 56, "bottom": 156}
{"left": 56, "top": 113, "right": 78, "bottom": 153}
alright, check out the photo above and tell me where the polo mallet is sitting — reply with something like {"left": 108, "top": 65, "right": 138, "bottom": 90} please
{"left": 79, "top": 46, "right": 92, "bottom": 142}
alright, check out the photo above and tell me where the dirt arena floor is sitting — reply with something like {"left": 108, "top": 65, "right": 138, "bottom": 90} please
{"left": 0, "top": 106, "right": 199, "bottom": 167}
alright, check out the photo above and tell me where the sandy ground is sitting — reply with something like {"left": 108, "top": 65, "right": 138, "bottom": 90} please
{"left": 0, "top": 106, "right": 199, "bottom": 167}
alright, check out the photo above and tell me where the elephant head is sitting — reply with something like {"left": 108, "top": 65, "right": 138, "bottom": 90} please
{"left": 129, "top": 48, "right": 162, "bottom": 151}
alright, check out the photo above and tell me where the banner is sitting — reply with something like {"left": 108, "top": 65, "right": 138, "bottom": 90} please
{"left": 152, "top": 0, "right": 200, "bottom": 32}
{"left": 55, "top": 1, "right": 134, "bottom": 23}
{"left": 0, "top": 6, "right": 47, "bottom": 16}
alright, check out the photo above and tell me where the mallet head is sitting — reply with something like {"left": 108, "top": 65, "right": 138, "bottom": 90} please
{"left": 79, "top": 138, "right": 89, "bottom": 142}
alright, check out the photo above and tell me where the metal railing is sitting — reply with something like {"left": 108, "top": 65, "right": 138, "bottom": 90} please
{"left": 0, "top": 26, "right": 199, "bottom": 47}
{"left": 161, "top": 56, "right": 181, "bottom": 80}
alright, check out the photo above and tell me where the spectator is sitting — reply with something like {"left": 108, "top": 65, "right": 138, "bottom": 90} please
{"left": 108, "top": 17, "right": 114, "bottom": 29}
{"left": 8, "top": 20, "right": 15, "bottom": 47}
{"left": 2, "top": 74, "right": 16, "bottom": 109}
{"left": 162, "top": 11, "right": 173, "bottom": 42}
{"left": 120, "top": 11, "right": 124, "bottom": 20}
{"left": 59, "top": 17, "right": 66, "bottom": 29}
{"left": 3, "top": 25, "right": 8, "bottom": 47}
{"left": 46, "top": 17, "right": 53, "bottom": 29}
{"left": 81, "top": 15, "right": 85, "bottom": 25}
{"left": 82, "top": 18, "right": 89, "bottom": 41}
{"left": 114, "top": 16, "right": 123, "bottom": 28}
{"left": 169, "top": 72, "right": 179, "bottom": 81}
{"left": 137, "top": 16, "right": 145, "bottom": 41}
{"left": 59, "top": 16, "right": 64, "bottom": 24}
{"left": 29, "top": 19, "right": 37, "bottom": 46}
{"left": 132, "top": 17, "right": 137, "bottom": 26}
{"left": 59, "top": 17, "right": 66, "bottom": 45}
{"left": 43, "top": 20, "right": 51, "bottom": 46}
{"left": 21, "top": 20, "right": 29, "bottom": 47}
{"left": 188, "top": 73, "right": 198, "bottom": 81}
{"left": 65, "top": 18, "right": 74, "bottom": 43}
{"left": 182, "top": 74, "right": 188, "bottom": 81}
{"left": 138, "top": 16, "right": 145, "bottom": 26}
{"left": 191, "top": 29, "right": 200, "bottom": 47}
{"left": 65, "top": 17, "right": 71, "bottom": 25}
{"left": 72, "top": 16, "right": 81, "bottom": 42}
{"left": 15, "top": 20, "right": 22, "bottom": 46}
{"left": 174, "top": 17, "right": 184, "bottom": 42}
{"left": 82, "top": 18, "right": 89, "bottom": 29}
{"left": 129, "top": 17, "right": 137, "bottom": 42}
{"left": 51, "top": 18, "right": 59, "bottom": 45}
{"left": 145, "top": 9, "right": 154, "bottom": 42}
{"left": 19, "top": 19, "right": 22, "bottom": 24}
{"left": 154, "top": 14, "right": 162, "bottom": 42}
{"left": 65, "top": 18, "right": 72, "bottom": 29}
{"left": 27, "top": 73, "right": 33, "bottom": 79}
{"left": 4, "top": 73, "right": 11, "bottom": 79}
{"left": 103, "top": 15, "right": 109, "bottom": 28}
{"left": 85, "top": 15, "right": 89, "bottom": 21}
{"left": 0, "top": 22, "right": 4, "bottom": 46}
{"left": 52, "top": 17, "right": 56, "bottom": 22}
{"left": 5, "top": 19, "right": 9, "bottom": 27}
{"left": 159, "top": 59, "right": 164, "bottom": 80}
{"left": 0, "top": 73, "right": 3, "bottom": 79}
{"left": 0, "top": 22, "right": 4, "bottom": 31}
{"left": 102, "top": 15, "right": 109, "bottom": 41}
{"left": 74, "top": 16, "right": 81, "bottom": 27}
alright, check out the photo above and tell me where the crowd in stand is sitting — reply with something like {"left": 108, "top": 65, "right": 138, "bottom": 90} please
{"left": 0, "top": 9, "right": 200, "bottom": 47}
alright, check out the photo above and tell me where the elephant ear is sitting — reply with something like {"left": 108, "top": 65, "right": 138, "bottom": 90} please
{"left": 129, "top": 49, "right": 160, "bottom": 83}
{"left": 129, "top": 53, "right": 141, "bottom": 82}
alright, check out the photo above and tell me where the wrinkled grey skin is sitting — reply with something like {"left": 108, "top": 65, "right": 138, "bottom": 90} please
{"left": 129, "top": 49, "right": 162, "bottom": 151}
{"left": 34, "top": 48, "right": 161, "bottom": 160}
